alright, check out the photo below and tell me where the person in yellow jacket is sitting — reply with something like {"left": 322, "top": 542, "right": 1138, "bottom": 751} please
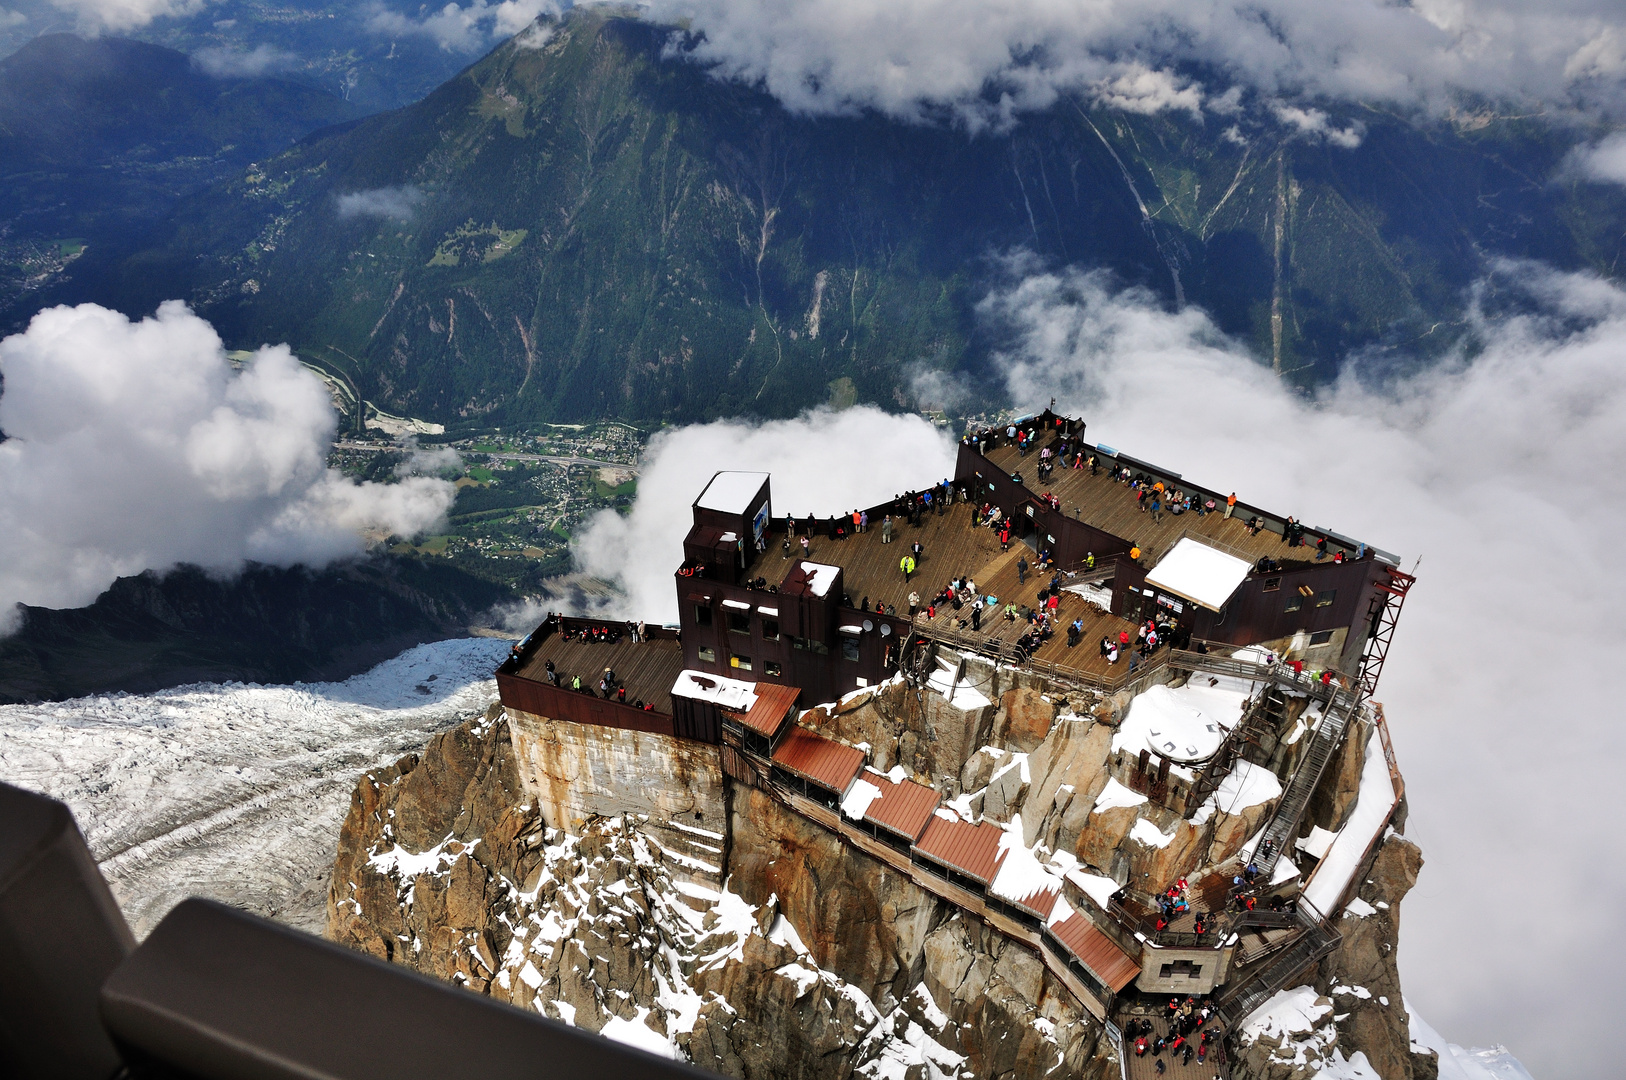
{"left": 900, "top": 555, "right": 916, "bottom": 581}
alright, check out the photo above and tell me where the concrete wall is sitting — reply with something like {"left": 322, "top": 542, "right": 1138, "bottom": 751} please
{"left": 1136, "top": 945, "right": 1230, "bottom": 995}
{"left": 505, "top": 706, "right": 728, "bottom": 881}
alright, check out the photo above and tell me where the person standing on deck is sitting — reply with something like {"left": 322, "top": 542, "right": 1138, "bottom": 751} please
{"left": 800, "top": 535, "right": 810, "bottom": 558}
{"left": 908, "top": 591, "right": 920, "bottom": 616}
{"left": 1225, "top": 492, "right": 1237, "bottom": 519}
{"left": 881, "top": 515, "right": 893, "bottom": 543}
{"left": 1017, "top": 556, "right": 1028, "bottom": 584}
{"left": 911, "top": 539, "right": 924, "bottom": 565}
{"left": 971, "top": 601, "right": 982, "bottom": 631}
{"left": 900, "top": 555, "right": 915, "bottom": 581}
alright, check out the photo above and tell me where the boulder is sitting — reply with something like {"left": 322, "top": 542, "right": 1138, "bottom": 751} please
{"left": 991, "top": 687, "right": 1057, "bottom": 752}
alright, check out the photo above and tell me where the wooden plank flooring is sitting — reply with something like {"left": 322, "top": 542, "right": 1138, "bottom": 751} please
{"left": 984, "top": 441, "right": 1332, "bottom": 568}
{"left": 745, "top": 500, "right": 1146, "bottom": 684}
{"left": 1118, "top": 1001, "right": 1230, "bottom": 1080}
{"left": 515, "top": 635, "right": 684, "bottom": 713}
{"left": 746, "top": 499, "right": 1154, "bottom": 684}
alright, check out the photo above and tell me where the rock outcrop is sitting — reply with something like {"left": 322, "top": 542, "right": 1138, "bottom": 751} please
{"left": 1231, "top": 832, "right": 1432, "bottom": 1080}
{"left": 330, "top": 707, "right": 1116, "bottom": 1080}
{"left": 328, "top": 664, "right": 1422, "bottom": 1080}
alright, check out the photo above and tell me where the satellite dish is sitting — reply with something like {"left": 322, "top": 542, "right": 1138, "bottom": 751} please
{"left": 880, "top": 624, "right": 893, "bottom": 637}
{"left": 862, "top": 619, "right": 874, "bottom": 632}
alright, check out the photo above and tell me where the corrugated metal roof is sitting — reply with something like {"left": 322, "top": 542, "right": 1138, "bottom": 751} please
{"left": 726, "top": 682, "right": 801, "bottom": 738}
{"left": 772, "top": 727, "right": 864, "bottom": 794}
{"left": 1005, "top": 881, "right": 1061, "bottom": 921}
{"left": 913, "top": 815, "right": 1004, "bottom": 884}
{"left": 1048, "top": 911, "right": 1140, "bottom": 992}
{"left": 860, "top": 771, "right": 940, "bottom": 842}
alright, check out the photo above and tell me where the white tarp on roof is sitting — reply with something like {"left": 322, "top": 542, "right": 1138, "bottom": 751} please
{"left": 671, "top": 669, "right": 757, "bottom": 711}
{"left": 1145, "top": 537, "right": 1252, "bottom": 611}
{"left": 696, "top": 471, "right": 768, "bottom": 514}
{"left": 799, "top": 560, "right": 840, "bottom": 597}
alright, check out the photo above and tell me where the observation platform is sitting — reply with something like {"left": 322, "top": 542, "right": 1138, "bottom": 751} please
{"left": 512, "top": 628, "right": 684, "bottom": 715}
{"left": 982, "top": 443, "right": 1318, "bottom": 569}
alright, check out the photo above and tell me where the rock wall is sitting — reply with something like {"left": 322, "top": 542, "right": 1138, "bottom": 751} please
{"left": 1230, "top": 832, "right": 1435, "bottom": 1080}
{"left": 327, "top": 664, "right": 1428, "bottom": 1080}
{"left": 328, "top": 709, "right": 1116, "bottom": 1080}
{"left": 505, "top": 706, "right": 728, "bottom": 879}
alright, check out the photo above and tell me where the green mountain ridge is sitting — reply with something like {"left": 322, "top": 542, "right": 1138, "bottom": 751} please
{"left": 0, "top": 33, "right": 363, "bottom": 305}
{"left": 24, "top": 9, "right": 1626, "bottom": 425}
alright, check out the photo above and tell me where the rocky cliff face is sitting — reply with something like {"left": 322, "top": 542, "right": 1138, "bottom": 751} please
{"left": 1231, "top": 829, "right": 1432, "bottom": 1080}
{"left": 330, "top": 708, "right": 1113, "bottom": 1078}
{"left": 329, "top": 673, "right": 1423, "bottom": 1080}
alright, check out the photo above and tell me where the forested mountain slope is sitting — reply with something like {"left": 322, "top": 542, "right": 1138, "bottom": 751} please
{"left": 31, "top": 8, "right": 1626, "bottom": 425}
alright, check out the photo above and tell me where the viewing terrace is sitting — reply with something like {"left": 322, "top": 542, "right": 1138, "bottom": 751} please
{"left": 980, "top": 441, "right": 1328, "bottom": 568}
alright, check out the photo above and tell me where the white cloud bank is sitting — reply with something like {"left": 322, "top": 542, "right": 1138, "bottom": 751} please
{"left": 570, "top": 406, "right": 957, "bottom": 623}
{"left": 335, "top": 185, "right": 426, "bottom": 221}
{"left": 365, "top": 0, "right": 558, "bottom": 53}
{"left": 46, "top": 0, "right": 206, "bottom": 33}
{"left": 0, "top": 302, "right": 455, "bottom": 630}
{"left": 1564, "top": 129, "right": 1626, "bottom": 184}
{"left": 650, "top": 0, "right": 1626, "bottom": 126}
{"left": 191, "top": 43, "right": 299, "bottom": 78}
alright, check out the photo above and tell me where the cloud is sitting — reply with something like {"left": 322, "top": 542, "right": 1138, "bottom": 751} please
{"left": 191, "top": 44, "right": 299, "bottom": 78}
{"left": 365, "top": 0, "right": 558, "bottom": 53}
{"left": 0, "top": 8, "right": 26, "bottom": 30}
{"left": 1270, "top": 102, "right": 1365, "bottom": 148}
{"left": 569, "top": 406, "right": 958, "bottom": 623}
{"left": 47, "top": 0, "right": 207, "bottom": 33}
{"left": 1088, "top": 64, "right": 1204, "bottom": 120}
{"left": 649, "top": 0, "right": 1626, "bottom": 127}
{"left": 0, "top": 302, "right": 455, "bottom": 631}
{"left": 335, "top": 185, "right": 426, "bottom": 221}
{"left": 974, "top": 257, "right": 1625, "bottom": 1078}
{"left": 1561, "top": 129, "right": 1626, "bottom": 183}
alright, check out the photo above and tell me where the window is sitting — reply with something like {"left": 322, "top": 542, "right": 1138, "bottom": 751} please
{"left": 1315, "top": 589, "right": 1336, "bottom": 608}
{"left": 1284, "top": 595, "right": 1303, "bottom": 613}
{"left": 728, "top": 612, "right": 750, "bottom": 634}
{"left": 1309, "top": 630, "right": 1335, "bottom": 646}
{"left": 791, "top": 636, "right": 828, "bottom": 655}
{"left": 841, "top": 638, "right": 860, "bottom": 662}
{"left": 1158, "top": 961, "right": 1203, "bottom": 980}
{"left": 762, "top": 619, "right": 780, "bottom": 641}
{"left": 1263, "top": 576, "right": 1281, "bottom": 592}
{"left": 731, "top": 654, "right": 753, "bottom": 671}
{"left": 764, "top": 660, "right": 782, "bottom": 677}
{"left": 694, "top": 604, "right": 712, "bottom": 627}
{"left": 698, "top": 646, "right": 716, "bottom": 663}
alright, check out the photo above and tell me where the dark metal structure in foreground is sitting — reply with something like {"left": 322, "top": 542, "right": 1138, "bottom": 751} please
{"left": 0, "top": 781, "right": 698, "bottom": 1080}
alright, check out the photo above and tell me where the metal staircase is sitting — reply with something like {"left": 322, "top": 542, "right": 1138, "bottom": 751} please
{"left": 1215, "top": 907, "right": 1341, "bottom": 1026}
{"left": 1248, "top": 690, "right": 1360, "bottom": 881}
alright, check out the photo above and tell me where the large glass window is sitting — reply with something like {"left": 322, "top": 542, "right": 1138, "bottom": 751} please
{"left": 695, "top": 604, "right": 712, "bottom": 626}
{"left": 698, "top": 646, "right": 716, "bottom": 663}
{"left": 731, "top": 654, "right": 753, "bottom": 672}
{"left": 841, "top": 638, "right": 860, "bottom": 662}
{"left": 762, "top": 619, "right": 780, "bottom": 641}
{"left": 728, "top": 612, "right": 750, "bottom": 634}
